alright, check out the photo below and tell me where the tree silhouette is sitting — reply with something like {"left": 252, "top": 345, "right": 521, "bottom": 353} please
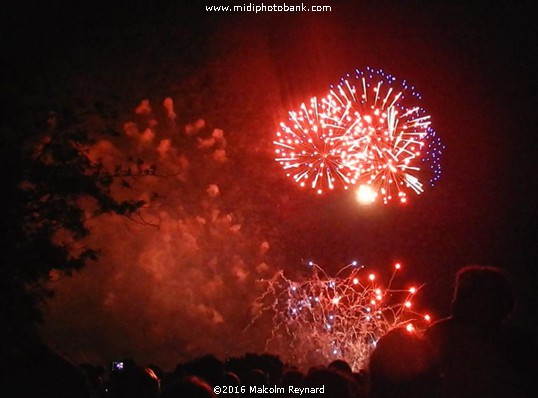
{"left": 1, "top": 106, "right": 147, "bottom": 345}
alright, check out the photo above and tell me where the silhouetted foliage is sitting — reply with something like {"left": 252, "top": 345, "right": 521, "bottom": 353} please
{"left": 1, "top": 107, "right": 147, "bottom": 344}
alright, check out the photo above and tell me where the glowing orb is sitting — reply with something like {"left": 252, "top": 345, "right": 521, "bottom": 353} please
{"left": 356, "top": 184, "right": 377, "bottom": 205}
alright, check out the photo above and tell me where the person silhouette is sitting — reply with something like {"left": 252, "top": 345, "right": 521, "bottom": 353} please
{"left": 368, "top": 327, "right": 439, "bottom": 398}
{"left": 425, "top": 265, "right": 531, "bottom": 398}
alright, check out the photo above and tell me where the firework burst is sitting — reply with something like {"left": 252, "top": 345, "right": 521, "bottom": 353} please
{"left": 274, "top": 68, "right": 444, "bottom": 203}
{"left": 249, "top": 261, "right": 431, "bottom": 371}
{"left": 273, "top": 96, "right": 360, "bottom": 195}
{"left": 330, "top": 68, "right": 442, "bottom": 204}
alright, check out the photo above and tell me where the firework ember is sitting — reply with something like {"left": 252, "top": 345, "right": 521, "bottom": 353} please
{"left": 250, "top": 261, "right": 431, "bottom": 370}
{"left": 422, "top": 126, "right": 444, "bottom": 187}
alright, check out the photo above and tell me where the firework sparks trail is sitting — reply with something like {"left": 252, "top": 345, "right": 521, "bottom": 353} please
{"left": 248, "top": 261, "right": 431, "bottom": 371}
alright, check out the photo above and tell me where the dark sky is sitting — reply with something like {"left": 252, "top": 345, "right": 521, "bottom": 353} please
{"left": 3, "top": 1, "right": 537, "bottom": 363}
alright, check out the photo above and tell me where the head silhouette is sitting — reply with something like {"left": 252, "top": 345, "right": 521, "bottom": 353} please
{"left": 329, "top": 359, "right": 353, "bottom": 375}
{"left": 451, "top": 266, "right": 515, "bottom": 326}
{"left": 369, "top": 328, "right": 438, "bottom": 398}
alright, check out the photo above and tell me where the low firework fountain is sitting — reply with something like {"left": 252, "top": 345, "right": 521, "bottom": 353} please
{"left": 249, "top": 261, "right": 431, "bottom": 370}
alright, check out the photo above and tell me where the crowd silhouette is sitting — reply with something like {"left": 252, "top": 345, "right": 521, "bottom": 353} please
{"left": 7, "top": 266, "right": 535, "bottom": 397}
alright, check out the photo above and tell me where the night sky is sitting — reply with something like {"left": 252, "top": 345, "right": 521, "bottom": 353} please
{"left": 3, "top": 1, "right": 537, "bottom": 368}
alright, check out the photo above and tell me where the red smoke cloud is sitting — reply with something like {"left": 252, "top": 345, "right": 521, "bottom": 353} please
{"left": 42, "top": 98, "right": 274, "bottom": 368}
